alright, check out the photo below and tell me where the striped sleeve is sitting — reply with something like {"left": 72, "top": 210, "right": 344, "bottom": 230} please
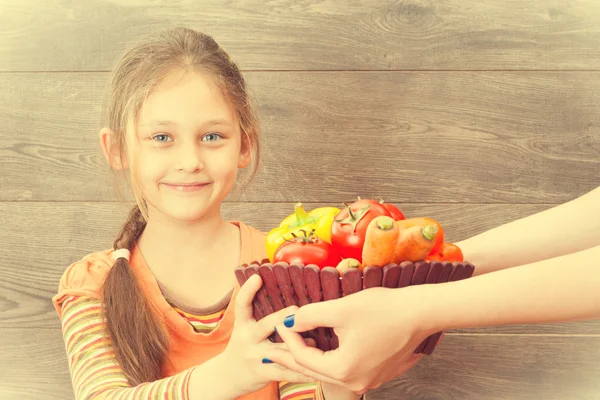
{"left": 314, "top": 382, "right": 325, "bottom": 400}
{"left": 279, "top": 381, "right": 318, "bottom": 399}
{"left": 60, "top": 295, "right": 194, "bottom": 400}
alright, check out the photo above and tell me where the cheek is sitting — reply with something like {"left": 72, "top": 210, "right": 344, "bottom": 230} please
{"left": 211, "top": 163, "right": 237, "bottom": 184}
{"left": 211, "top": 151, "right": 240, "bottom": 178}
{"left": 136, "top": 150, "right": 167, "bottom": 186}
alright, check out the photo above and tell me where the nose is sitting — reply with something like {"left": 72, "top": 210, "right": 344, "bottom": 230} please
{"left": 173, "top": 142, "right": 204, "bottom": 173}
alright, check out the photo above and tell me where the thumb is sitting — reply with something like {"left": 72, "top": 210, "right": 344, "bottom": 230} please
{"left": 289, "top": 298, "right": 345, "bottom": 333}
{"left": 234, "top": 274, "right": 262, "bottom": 323}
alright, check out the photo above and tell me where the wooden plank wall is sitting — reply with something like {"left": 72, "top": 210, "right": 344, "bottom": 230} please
{"left": 1, "top": 1, "right": 599, "bottom": 399}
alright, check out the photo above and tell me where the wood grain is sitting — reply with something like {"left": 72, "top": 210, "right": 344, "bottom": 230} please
{"left": 0, "top": 329, "right": 72, "bottom": 400}
{"left": 3, "top": 328, "right": 600, "bottom": 400}
{"left": 369, "top": 334, "right": 600, "bottom": 399}
{"left": 1, "top": 0, "right": 600, "bottom": 71}
{"left": 2, "top": 201, "right": 600, "bottom": 336}
{"left": 1, "top": 72, "right": 599, "bottom": 202}
{"left": 2, "top": 2, "right": 600, "bottom": 399}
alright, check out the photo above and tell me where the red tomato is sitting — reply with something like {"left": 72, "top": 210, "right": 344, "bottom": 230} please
{"left": 426, "top": 243, "right": 464, "bottom": 262}
{"left": 273, "top": 234, "right": 341, "bottom": 269}
{"left": 330, "top": 199, "right": 391, "bottom": 262}
{"left": 380, "top": 202, "right": 405, "bottom": 221}
{"left": 358, "top": 197, "right": 405, "bottom": 221}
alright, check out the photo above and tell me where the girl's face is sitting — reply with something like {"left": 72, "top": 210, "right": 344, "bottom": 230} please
{"left": 132, "top": 70, "right": 250, "bottom": 223}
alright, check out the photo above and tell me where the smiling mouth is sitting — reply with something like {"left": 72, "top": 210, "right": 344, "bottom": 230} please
{"left": 161, "top": 182, "right": 210, "bottom": 192}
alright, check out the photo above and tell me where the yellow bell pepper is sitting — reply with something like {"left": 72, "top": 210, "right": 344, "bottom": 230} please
{"left": 266, "top": 202, "right": 340, "bottom": 262}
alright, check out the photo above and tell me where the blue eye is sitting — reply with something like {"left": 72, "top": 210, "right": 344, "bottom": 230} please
{"left": 202, "top": 133, "right": 222, "bottom": 142}
{"left": 152, "top": 134, "right": 172, "bottom": 143}
{"left": 202, "top": 133, "right": 220, "bottom": 142}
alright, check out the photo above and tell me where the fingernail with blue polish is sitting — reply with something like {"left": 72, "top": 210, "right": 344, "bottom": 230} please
{"left": 283, "top": 314, "right": 295, "bottom": 328}
{"left": 262, "top": 358, "right": 274, "bottom": 364}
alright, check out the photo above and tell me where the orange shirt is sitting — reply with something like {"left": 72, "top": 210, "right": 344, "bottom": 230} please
{"left": 53, "top": 221, "right": 280, "bottom": 399}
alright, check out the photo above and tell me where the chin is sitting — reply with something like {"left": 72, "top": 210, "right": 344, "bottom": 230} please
{"left": 146, "top": 198, "right": 218, "bottom": 223}
{"left": 165, "top": 204, "right": 219, "bottom": 222}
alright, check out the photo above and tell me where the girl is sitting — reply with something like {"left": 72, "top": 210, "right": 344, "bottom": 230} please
{"left": 272, "top": 186, "right": 600, "bottom": 395}
{"left": 52, "top": 27, "right": 356, "bottom": 399}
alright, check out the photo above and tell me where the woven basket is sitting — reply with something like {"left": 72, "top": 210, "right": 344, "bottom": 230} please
{"left": 234, "top": 260, "right": 474, "bottom": 355}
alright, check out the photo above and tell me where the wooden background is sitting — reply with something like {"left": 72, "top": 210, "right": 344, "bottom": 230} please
{"left": 1, "top": 0, "right": 599, "bottom": 399}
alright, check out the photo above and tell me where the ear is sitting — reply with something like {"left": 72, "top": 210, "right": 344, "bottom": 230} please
{"left": 238, "top": 150, "right": 251, "bottom": 169}
{"left": 238, "top": 137, "right": 252, "bottom": 169}
{"left": 99, "top": 127, "right": 128, "bottom": 170}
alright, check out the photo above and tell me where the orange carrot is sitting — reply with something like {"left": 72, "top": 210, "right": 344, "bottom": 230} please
{"left": 395, "top": 217, "right": 444, "bottom": 256}
{"left": 393, "top": 224, "right": 438, "bottom": 263}
{"left": 336, "top": 258, "right": 361, "bottom": 273}
{"left": 361, "top": 215, "right": 400, "bottom": 268}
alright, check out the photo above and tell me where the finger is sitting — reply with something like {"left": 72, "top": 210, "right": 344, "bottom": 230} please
{"left": 357, "top": 382, "right": 380, "bottom": 396}
{"left": 264, "top": 347, "right": 345, "bottom": 386}
{"left": 253, "top": 306, "right": 299, "bottom": 341}
{"left": 357, "top": 356, "right": 421, "bottom": 396}
{"left": 286, "top": 299, "right": 345, "bottom": 333}
{"left": 376, "top": 352, "right": 423, "bottom": 386}
{"left": 438, "top": 332, "right": 446, "bottom": 346}
{"left": 263, "top": 339, "right": 315, "bottom": 352}
{"left": 262, "top": 363, "right": 317, "bottom": 384}
{"left": 275, "top": 323, "right": 344, "bottom": 380}
{"left": 234, "top": 274, "right": 262, "bottom": 323}
{"left": 272, "top": 338, "right": 316, "bottom": 348}
{"left": 406, "top": 352, "right": 423, "bottom": 364}
{"left": 397, "top": 353, "right": 423, "bottom": 375}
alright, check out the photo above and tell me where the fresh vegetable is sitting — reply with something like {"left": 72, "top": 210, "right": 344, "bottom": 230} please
{"left": 395, "top": 217, "right": 445, "bottom": 256}
{"left": 358, "top": 197, "right": 405, "bottom": 221}
{"left": 361, "top": 216, "right": 400, "bottom": 268}
{"left": 392, "top": 224, "right": 438, "bottom": 263}
{"left": 266, "top": 202, "right": 340, "bottom": 261}
{"left": 331, "top": 198, "right": 392, "bottom": 262}
{"left": 426, "top": 242, "right": 464, "bottom": 262}
{"left": 335, "top": 258, "right": 361, "bottom": 274}
{"left": 378, "top": 200, "right": 405, "bottom": 221}
{"left": 272, "top": 229, "right": 341, "bottom": 270}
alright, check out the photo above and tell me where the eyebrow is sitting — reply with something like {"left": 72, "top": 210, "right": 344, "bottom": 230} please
{"left": 140, "top": 118, "right": 232, "bottom": 127}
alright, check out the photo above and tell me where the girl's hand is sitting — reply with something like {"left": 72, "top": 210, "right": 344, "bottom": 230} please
{"left": 272, "top": 285, "right": 433, "bottom": 394}
{"left": 321, "top": 381, "right": 365, "bottom": 399}
{"left": 220, "top": 274, "right": 319, "bottom": 397}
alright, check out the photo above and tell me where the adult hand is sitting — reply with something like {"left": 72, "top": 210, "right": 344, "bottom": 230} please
{"left": 271, "top": 285, "right": 436, "bottom": 394}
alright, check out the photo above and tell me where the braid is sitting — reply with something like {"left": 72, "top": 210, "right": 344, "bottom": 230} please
{"left": 114, "top": 206, "right": 146, "bottom": 249}
{"left": 102, "top": 205, "right": 169, "bottom": 385}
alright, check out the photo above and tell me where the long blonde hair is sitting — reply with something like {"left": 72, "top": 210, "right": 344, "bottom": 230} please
{"left": 101, "top": 27, "right": 261, "bottom": 385}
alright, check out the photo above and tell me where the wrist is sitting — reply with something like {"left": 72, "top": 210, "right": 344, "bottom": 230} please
{"left": 398, "top": 283, "right": 451, "bottom": 336}
{"left": 455, "top": 239, "right": 491, "bottom": 277}
{"left": 188, "top": 353, "right": 242, "bottom": 400}
{"left": 214, "top": 352, "right": 247, "bottom": 399}
{"left": 425, "top": 277, "right": 477, "bottom": 332}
